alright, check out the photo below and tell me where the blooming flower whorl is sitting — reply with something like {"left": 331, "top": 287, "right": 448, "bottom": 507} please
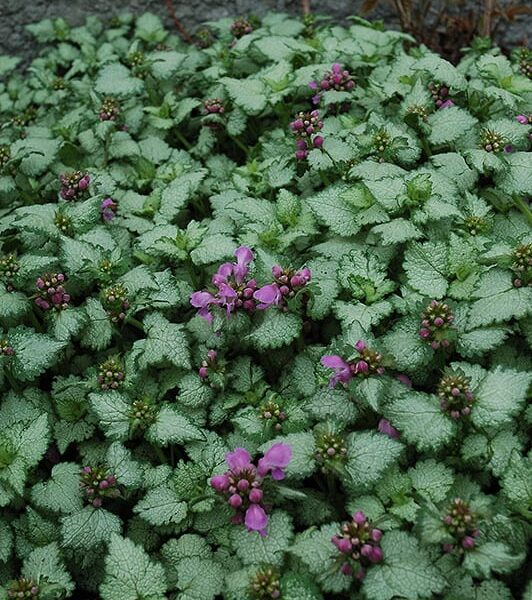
{"left": 80, "top": 465, "right": 120, "bottom": 507}
{"left": 332, "top": 511, "right": 384, "bottom": 580}
{"left": 35, "top": 273, "right": 70, "bottom": 311}
{"left": 418, "top": 300, "right": 454, "bottom": 349}
{"left": 437, "top": 372, "right": 474, "bottom": 419}
{"left": 253, "top": 265, "right": 311, "bottom": 310}
{"left": 321, "top": 340, "right": 384, "bottom": 387}
{"left": 428, "top": 81, "right": 455, "bottom": 109}
{"left": 101, "top": 197, "right": 118, "bottom": 222}
{"left": 210, "top": 444, "right": 291, "bottom": 535}
{"left": 231, "top": 17, "right": 253, "bottom": 38}
{"left": 59, "top": 171, "right": 90, "bottom": 200}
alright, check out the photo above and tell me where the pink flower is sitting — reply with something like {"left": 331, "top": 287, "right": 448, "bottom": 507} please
{"left": 516, "top": 115, "right": 529, "bottom": 124}
{"left": 257, "top": 443, "right": 292, "bottom": 480}
{"left": 190, "top": 291, "right": 217, "bottom": 323}
{"left": 225, "top": 447, "right": 252, "bottom": 472}
{"left": 245, "top": 503, "right": 268, "bottom": 535}
{"left": 253, "top": 283, "right": 282, "bottom": 309}
{"left": 439, "top": 99, "right": 455, "bottom": 109}
{"left": 233, "top": 246, "right": 253, "bottom": 284}
{"left": 321, "top": 355, "right": 352, "bottom": 387}
{"left": 378, "top": 418, "right": 399, "bottom": 439}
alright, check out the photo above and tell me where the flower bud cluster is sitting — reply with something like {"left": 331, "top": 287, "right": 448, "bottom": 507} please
{"left": 479, "top": 129, "right": 509, "bottom": 153}
{"left": 211, "top": 444, "right": 291, "bottom": 535}
{"left": 195, "top": 28, "right": 214, "bottom": 48}
{"left": 290, "top": 110, "right": 324, "bottom": 160}
{"left": 442, "top": 497, "right": 480, "bottom": 553}
{"left": 97, "top": 357, "right": 125, "bottom": 390}
{"left": 406, "top": 104, "right": 428, "bottom": 122}
{"left": 231, "top": 17, "right": 253, "bottom": 39}
{"left": 102, "top": 283, "right": 129, "bottom": 323}
{"left": 101, "top": 197, "right": 118, "bottom": 222}
{"left": 464, "top": 215, "right": 489, "bottom": 236}
{"left": 0, "top": 253, "right": 19, "bottom": 289}
{"left": 80, "top": 465, "right": 120, "bottom": 508}
{"left": 0, "top": 339, "right": 15, "bottom": 356}
{"left": 59, "top": 171, "right": 90, "bottom": 200}
{"left": 259, "top": 399, "right": 287, "bottom": 432}
{"left": 52, "top": 77, "right": 66, "bottom": 90}
{"left": 511, "top": 243, "right": 531, "bottom": 288}
{"left": 315, "top": 432, "right": 347, "bottom": 471}
{"left": 129, "top": 398, "right": 156, "bottom": 429}
{"left": 373, "top": 128, "right": 391, "bottom": 159}
{"left": 54, "top": 210, "right": 72, "bottom": 234}
{"left": 419, "top": 300, "right": 454, "bottom": 349}
{"left": 332, "top": 511, "right": 384, "bottom": 580}
{"left": 11, "top": 106, "right": 36, "bottom": 128}
{"left": 309, "top": 63, "right": 355, "bottom": 107}
{"left": 99, "top": 96, "right": 120, "bottom": 121}
{"left": 428, "top": 81, "right": 454, "bottom": 109}
{"left": 437, "top": 372, "right": 474, "bottom": 419}
{"left": 249, "top": 566, "right": 281, "bottom": 600}
{"left": 204, "top": 98, "right": 225, "bottom": 115}
{"left": 516, "top": 48, "right": 531, "bottom": 79}
{"left": 7, "top": 577, "right": 40, "bottom": 598}
{"left": 199, "top": 349, "right": 218, "bottom": 379}
{"left": 35, "top": 273, "right": 70, "bottom": 311}
{"left": 127, "top": 51, "right": 145, "bottom": 68}
{"left": 0, "top": 144, "right": 10, "bottom": 169}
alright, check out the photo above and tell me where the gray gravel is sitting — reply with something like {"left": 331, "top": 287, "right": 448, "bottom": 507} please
{"left": 0, "top": 0, "right": 529, "bottom": 64}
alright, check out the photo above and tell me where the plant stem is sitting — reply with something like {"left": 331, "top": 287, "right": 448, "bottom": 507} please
{"left": 175, "top": 130, "right": 192, "bottom": 150}
{"left": 4, "top": 368, "right": 21, "bottom": 394}
{"left": 513, "top": 195, "right": 532, "bottom": 225}
{"left": 125, "top": 316, "right": 145, "bottom": 332}
{"left": 164, "top": 0, "right": 193, "bottom": 43}
{"left": 230, "top": 135, "right": 249, "bottom": 156}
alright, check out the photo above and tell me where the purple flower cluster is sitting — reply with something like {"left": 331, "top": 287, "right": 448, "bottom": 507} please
{"left": 442, "top": 497, "right": 480, "bottom": 553}
{"left": 437, "top": 372, "right": 474, "bottom": 419}
{"left": 35, "top": 273, "right": 70, "bottom": 311}
{"left": 210, "top": 444, "right": 291, "bottom": 536}
{"left": 231, "top": 17, "right": 253, "bottom": 39}
{"left": 7, "top": 578, "right": 39, "bottom": 598}
{"left": 0, "top": 339, "right": 15, "bottom": 356}
{"left": 332, "top": 511, "right": 384, "bottom": 580}
{"left": 59, "top": 171, "right": 90, "bottom": 200}
{"left": 190, "top": 247, "right": 257, "bottom": 323}
{"left": 101, "top": 284, "right": 130, "bottom": 323}
{"left": 309, "top": 63, "right": 355, "bottom": 106}
{"left": 80, "top": 465, "right": 120, "bottom": 508}
{"left": 99, "top": 96, "right": 120, "bottom": 121}
{"left": 290, "top": 110, "right": 324, "bottom": 160}
{"left": 101, "top": 197, "right": 118, "bottom": 222}
{"left": 199, "top": 349, "right": 218, "bottom": 379}
{"left": 428, "top": 82, "right": 455, "bottom": 110}
{"left": 419, "top": 300, "right": 454, "bottom": 349}
{"left": 204, "top": 98, "right": 225, "bottom": 114}
{"left": 253, "top": 265, "right": 311, "bottom": 310}
{"left": 321, "top": 340, "right": 385, "bottom": 388}
{"left": 97, "top": 357, "right": 125, "bottom": 390}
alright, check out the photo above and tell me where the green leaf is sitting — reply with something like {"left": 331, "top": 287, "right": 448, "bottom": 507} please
{"left": 232, "top": 511, "right": 293, "bottom": 567}
{"left": 80, "top": 298, "right": 114, "bottom": 351}
{"left": 31, "top": 462, "right": 83, "bottom": 514}
{"left": 96, "top": 63, "right": 144, "bottom": 96}
{"left": 463, "top": 541, "right": 524, "bottom": 578}
{"left": 495, "top": 152, "right": 532, "bottom": 195}
{"left": 472, "top": 367, "right": 531, "bottom": 430}
{"left": 345, "top": 432, "right": 403, "bottom": 490}
{"left": 134, "top": 485, "right": 187, "bottom": 526}
{"left": 174, "top": 557, "right": 224, "bottom": 600}
{"left": 147, "top": 405, "right": 203, "bottom": 447}
{"left": 22, "top": 543, "right": 74, "bottom": 597}
{"left": 139, "top": 312, "right": 191, "bottom": 370}
{"left": 363, "top": 531, "right": 447, "bottom": 600}
{"left": 384, "top": 391, "right": 457, "bottom": 451}
{"left": 428, "top": 106, "right": 477, "bottom": 145}
{"left": 382, "top": 317, "right": 433, "bottom": 372}
{"left": 9, "top": 326, "right": 66, "bottom": 381}
{"left": 221, "top": 77, "right": 268, "bottom": 114}
{"left": 246, "top": 311, "right": 302, "bottom": 351}
{"left": 100, "top": 534, "right": 168, "bottom": 600}
{"left": 409, "top": 459, "right": 454, "bottom": 502}
{"left": 404, "top": 241, "right": 448, "bottom": 298}
{"left": 500, "top": 452, "right": 531, "bottom": 518}
{"left": 304, "top": 184, "right": 360, "bottom": 236}
{"left": 0, "top": 521, "right": 12, "bottom": 563}
{"left": 89, "top": 390, "right": 130, "bottom": 441}
{"left": 61, "top": 506, "right": 121, "bottom": 550}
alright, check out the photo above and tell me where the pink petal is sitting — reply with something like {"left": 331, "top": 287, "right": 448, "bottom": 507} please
{"left": 226, "top": 447, "right": 252, "bottom": 471}
{"left": 263, "top": 443, "right": 292, "bottom": 468}
{"left": 253, "top": 283, "right": 282, "bottom": 309}
{"left": 321, "top": 355, "right": 350, "bottom": 370}
{"left": 190, "top": 291, "right": 215, "bottom": 309}
{"left": 245, "top": 504, "right": 268, "bottom": 533}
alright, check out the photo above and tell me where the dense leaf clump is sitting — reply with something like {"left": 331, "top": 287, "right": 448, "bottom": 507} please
{"left": 0, "top": 11, "right": 531, "bottom": 600}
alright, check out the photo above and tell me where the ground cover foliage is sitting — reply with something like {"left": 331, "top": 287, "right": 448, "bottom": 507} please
{"left": 0, "top": 10, "right": 531, "bottom": 600}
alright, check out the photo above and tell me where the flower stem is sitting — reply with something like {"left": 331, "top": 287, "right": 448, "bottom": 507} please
{"left": 4, "top": 368, "right": 21, "bottom": 394}
{"left": 175, "top": 130, "right": 192, "bottom": 150}
{"left": 513, "top": 195, "right": 532, "bottom": 225}
{"left": 125, "top": 316, "right": 145, "bottom": 332}
{"left": 230, "top": 135, "right": 249, "bottom": 156}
